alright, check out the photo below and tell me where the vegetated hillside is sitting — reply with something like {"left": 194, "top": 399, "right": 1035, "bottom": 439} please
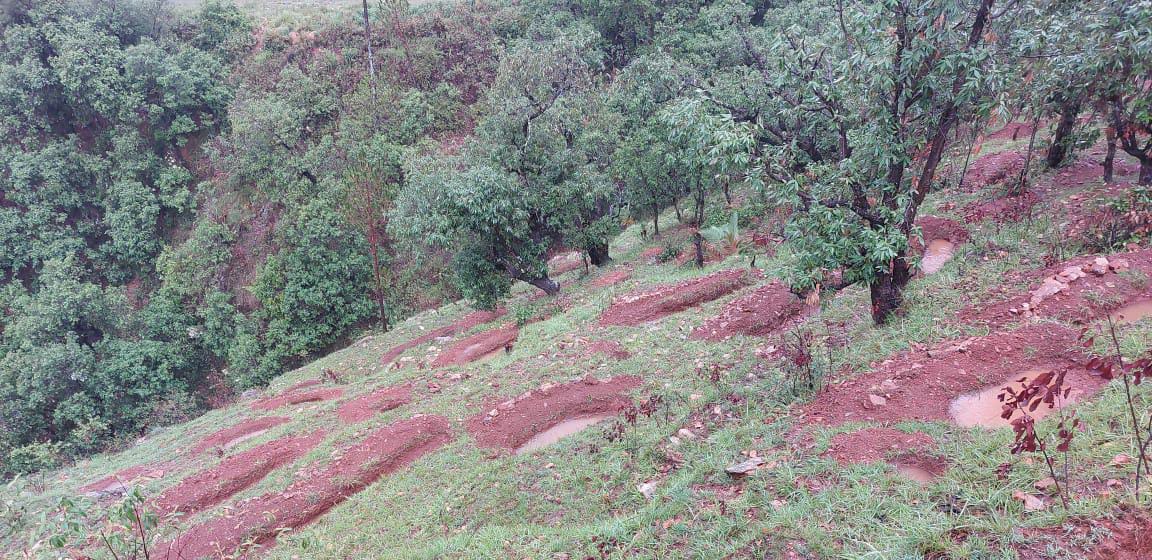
{"left": 3, "top": 0, "right": 1152, "bottom": 559}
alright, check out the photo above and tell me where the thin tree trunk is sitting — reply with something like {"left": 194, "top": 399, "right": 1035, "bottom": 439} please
{"left": 1103, "top": 126, "right": 1117, "bottom": 183}
{"left": 693, "top": 184, "right": 705, "bottom": 269}
{"left": 652, "top": 202, "right": 660, "bottom": 237}
{"left": 1013, "top": 114, "right": 1041, "bottom": 196}
{"left": 1140, "top": 159, "right": 1152, "bottom": 186}
{"left": 673, "top": 197, "right": 683, "bottom": 223}
{"left": 362, "top": 0, "right": 377, "bottom": 94}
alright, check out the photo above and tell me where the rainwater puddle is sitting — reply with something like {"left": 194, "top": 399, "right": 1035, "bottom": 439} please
{"left": 1112, "top": 300, "right": 1152, "bottom": 325}
{"left": 515, "top": 414, "right": 613, "bottom": 455}
{"left": 949, "top": 370, "right": 1082, "bottom": 428}
{"left": 896, "top": 465, "right": 937, "bottom": 485}
{"left": 920, "top": 240, "right": 956, "bottom": 275}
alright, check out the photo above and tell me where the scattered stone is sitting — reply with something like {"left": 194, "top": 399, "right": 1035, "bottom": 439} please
{"left": 637, "top": 481, "right": 658, "bottom": 500}
{"left": 1110, "top": 259, "right": 1131, "bottom": 273}
{"left": 1012, "top": 490, "right": 1047, "bottom": 512}
{"left": 868, "top": 394, "right": 888, "bottom": 407}
{"left": 677, "top": 428, "right": 697, "bottom": 440}
{"left": 1090, "top": 257, "right": 1110, "bottom": 276}
{"left": 1111, "top": 453, "right": 1133, "bottom": 467}
{"left": 1057, "top": 266, "right": 1086, "bottom": 282}
{"left": 726, "top": 456, "right": 767, "bottom": 476}
{"left": 487, "top": 409, "right": 499, "bottom": 418}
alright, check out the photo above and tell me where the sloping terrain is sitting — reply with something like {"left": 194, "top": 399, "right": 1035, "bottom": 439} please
{"left": 5, "top": 132, "right": 1152, "bottom": 560}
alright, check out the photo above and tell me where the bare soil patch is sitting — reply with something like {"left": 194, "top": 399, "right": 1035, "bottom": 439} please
{"left": 690, "top": 280, "right": 806, "bottom": 341}
{"left": 190, "top": 416, "right": 290, "bottom": 455}
{"left": 162, "top": 416, "right": 452, "bottom": 559}
{"left": 914, "top": 216, "right": 970, "bottom": 249}
{"left": 467, "top": 376, "right": 641, "bottom": 451}
{"left": 795, "top": 324, "right": 1105, "bottom": 430}
{"left": 600, "top": 269, "right": 757, "bottom": 326}
{"left": 548, "top": 251, "right": 585, "bottom": 276}
{"left": 824, "top": 428, "right": 945, "bottom": 484}
{"left": 251, "top": 387, "right": 344, "bottom": 411}
{"left": 78, "top": 464, "right": 169, "bottom": 497}
{"left": 431, "top": 323, "right": 518, "bottom": 367}
{"left": 153, "top": 432, "right": 325, "bottom": 516}
{"left": 1018, "top": 507, "right": 1152, "bottom": 560}
{"left": 380, "top": 308, "right": 507, "bottom": 366}
{"left": 589, "top": 268, "right": 632, "bottom": 288}
{"left": 582, "top": 340, "right": 631, "bottom": 360}
{"left": 985, "top": 121, "right": 1035, "bottom": 142}
{"left": 961, "top": 150, "right": 1026, "bottom": 192}
{"left": 337, "top": 384, "right": 412, "bottom": 423}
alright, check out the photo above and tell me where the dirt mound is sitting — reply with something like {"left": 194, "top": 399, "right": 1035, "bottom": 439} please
{"left": 162, "top": 416, "right": 452, "bottom": 559}
{"left": 824, "top": 428, "right": 935, "bottom": 465}
{"left": 1019, "top": 507, "right": 1152, "bottom": 560}
{"left": 690, "top": 280, "right": 805, "bottom": 341}
{"left": 963, "top": 190, "right": 1039, "bottom": 223}
{"left": 79, "top": 464, "right": 169, "bottom": 497}
{"left": 380, "top": 308, "right": 507, "bottom": 366}
{"left": 431, "top": 323, "right": 518, "bottom": 367}
{"left": 959, "top": 247, "right": 1152, "bottom": 329}
{"left": 583, "top": 340, "right": 631, "bottom": 360}
{"left": 337, "top": 384, "right": 412, "bottom": 423}
{"left": 985, "top": 122, "right": 1035, "bottom": 142}
{"left": 154, "top": 432, "right": 325, "bottom": 516}
{"left": 467, "top": 376, "right": 641, "bottom": 450}
{"left": 589, "top": 268, "right": 632, "bottom": 288}
{"left": 280, "top": 379, "right": 322, "bottom": 393}
{"left": 796, "top": 324, "right": 1106, "bottom": 430}
{"left": 962, "top": 149, "right": 1026, "bottom": 191}
{"left": 548, "top": 251, "right": 585, "bottom": 276}
{"left": 914, "top": 216, "right": 970, "bottom": 248}
{"left": 190, "top": 417, "right": 291, "bottom": 455}
{"left": 600, "top": 269, "right": 756, "bottom": 326}
{"left": 251, "top": 387, "right": 344, "bottom": 411}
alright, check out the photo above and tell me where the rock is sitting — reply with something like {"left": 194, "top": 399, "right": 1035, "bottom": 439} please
{"left": 1090, "top": 257, "right": 1110, "bottom": 276}
{"left": 637, "top": 481, "right": 659, "bottom": 499}
{"left": 726, "top": 456, "right": 767, "bottom": 476}
{"left": 1110, "top": 259, "right": 1131, "bottom": 273}
{"left": 1110, "top": 453, "right": 1133, "bottom": 467}
{"left": 868, "top": 394, "right": 888, "bottom": 407}
{"left": 677, "top": 428, "right": 697, "bottom": 440}
{"left": 668, "top": 436, "right": 682, "bottom": 446}
{"left": 487, "top": 409, "right": 499, "bottom": 417}
{"left": 1106, "top": 479, "right": 1124, "bottom": 489}
{"left": 1057, "top": 266, "right": 1087, "bottom": 282}
{"left": 1012, "top": 490, "right": 1047, "bottom": 512}
{"left": 880, "top": 379, "right": 899, "bottom": 391}
{"left": 240, "top": 389, "right": 261, "bottom": 400}
{"left": 1030, "top": 277, "right": 1068, "bottom": 307}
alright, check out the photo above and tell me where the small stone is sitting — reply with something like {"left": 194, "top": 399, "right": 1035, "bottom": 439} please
{"left": 880, "top": 379, "right": 898, "bottom": 391}
{"left": 677, "top": 428, "right": 697, "bottom": 440}
{"left": 726, "top": 456, "right": 767, "bottom": 476}
{"left": 488, "top": 409, "right": 499, "bottom": 417}
{"left": 1090, "top": 257, "right": 1110, "bottom": 276}
{"left": 1106, "top": 478, "right": 1124, "bottom": 489}
{"left": 668, "top": 436, "right": 682, "bottom": 446}
{"left": 868, "top": 394, "right": 888, "bottom": 407}
{"left": 637, "top": 481, "right": 658, "bottom": 499}
{"left": 1012, "top": 490, "right": 1047, "bottom": 512}
{"left": 1110, "top": 259, "right": 1131, "bottom": 273}
{"left": 1110, "top": 453, "right": 1133, "bottom": 467}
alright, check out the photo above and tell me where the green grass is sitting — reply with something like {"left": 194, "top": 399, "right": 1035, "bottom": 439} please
{"left": 4, "top": 138, "right": 1151, "bottom": 559}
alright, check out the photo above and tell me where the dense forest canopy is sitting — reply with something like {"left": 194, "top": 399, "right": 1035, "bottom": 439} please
{"left": 1, "top": 0, "right": 1149, "bottom": 476}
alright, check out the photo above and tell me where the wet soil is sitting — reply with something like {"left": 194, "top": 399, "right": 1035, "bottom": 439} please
{"left": 190, "top": 417, "right": 291, "bottom": 455}
{"left": 162, "top": 416, "right": 452, "bottom": 559}
{"left": 824, "top": 428, "right": 946, "bottom": 485}
{"left": 690, "top": 280, "right": 806, "bottom": 341}
{"left": 599, "top": 269, "right": 757, "bottom": 327}
{"left": 1018, "top": 507, "right": 1152, "bottom": 560}
{"left": 337, "top": 384, "right": 412, "bottom": 424}
{"left": 1111, "top": 299, "right": 1152, "bottom": 325}
{"left": 796, "top": 324, "right": 1106, "bottom": 430}
{"left": 431, "top": 323, "right": 518, "bottom": 367}
{"left": 78, "top": 464, "right": 169, "bottom": 496}
{"left": 514, "top": 414, "right": 614, "bottom": 454}
{"left": 251, "top": 387, "right": 344, "bottom": 411}
{"left": 467, "top": 376, "right": 641, "bottom": 451}
{"left": 379, "top": 308, "right": 507, "bottom": 366}
{"left": 153, "top": 432, "right": 325, "bottom": 516}
{"left": 948, "top": 369, "right": 1085, "bottom": 429}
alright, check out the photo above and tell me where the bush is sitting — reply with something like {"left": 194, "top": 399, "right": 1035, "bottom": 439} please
{"left": 7, "top": 442, "right": 64, "bottom": 475}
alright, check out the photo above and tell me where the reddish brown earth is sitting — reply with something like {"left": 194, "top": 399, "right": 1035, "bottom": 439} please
{"left": 251, "top": 387, "right": 344, "bottom": 411}
{"left": 279, "top": 379, "right": 323, "bottom": 393}
{"left": 639, "top": 246, "right": 664, "bottom": 263}
{"left": 985, "top": 121, "right": 1035, "bottom": 142}
{"left": 589, "top": 268, "right": 632, "bottom": 288}
{"left": 824, "top": 428, "right": 936, "bottom": 465}
{"left": 548, "top": 251, "right": 586, "bottom": 276}
{"left": 1018, "top": 507, "right": 1152, "bottom": 560}
{"left": 600, "top": 269, "right": 757, "bottom": 327}
{"left": 913, "top": 216, "right": 970, "bottom": 249}
{"left": 582, "top": 340, "right": 631, "bottom": 360}
{"left": 78, "top": 463, "right": 169, "bottom": 495}
{"left": 162, "top": 416, "right": 452, "bottom": 559}
{"left": 796, "top": 324, "right": 1106, "bottom": 429}
{"left": 961, "top": 150, "right": 1026, "bottom": 192}
{"left": 690, "top": 280, "right": 806, "bottom": 341}
{"left": 337, "top": 384, "right": 412, "bottom": 423}
{"left": 958, "top": 247, "right": 1152, "bottom": 329}
{"left": 963, "top": 190, "right": 1039, "bottom": 223}
{"left": 379, "top": 308, "right": 507, "bottom": 366}
{"left": 467, "top": 376, "right": 641, "bottom": 450}
{"left": 190, "top": 416, "right": 291, "bottom": 455}
{"left": 431, "top": 323, "right": 518, "bottom": 367}
{"left": 153, "top": 432, "right": 325, "bottom": 516}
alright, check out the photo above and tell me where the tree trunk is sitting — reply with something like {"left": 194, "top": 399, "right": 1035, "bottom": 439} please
{"left": 673, "top": 197, "right": 683, "bottom": 223}
{"left": 652, "top": 202, "right": 660, "bottom": 237}
{"left": 1012, "top": 115, "right": 1040, "bottom": 196}
{"left": 525, "top": 275, "right": 560, "bottom": 296}
{"left": 694, "top": 231, "right": 705, "bottom": 269}
{"left": 587, "top": 241, "right": 611, "bottom": 267}
{"left": 1140, "top": 158, "right": 1152, "bottom": 186}
{"left": 1046, "top": 101, "right": 1080, "bottom": 168}
{"left": 1103, "top": 127, "right": 1117, "bottom": 183}
{"left": 869, "top": 255, "right": 913, "bottom": 324}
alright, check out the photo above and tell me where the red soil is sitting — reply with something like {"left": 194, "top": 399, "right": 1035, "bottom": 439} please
{"left": 985, "top": 122, "right": 1035, "bottom": 142}
{"left": 548, "top": 251, "right": 586, "bottom": 276}
{"left": 796, "top": 324, "right": 1106, "bottom": 430}
{"left": 824, "top": 428, "right": 935, "bottom": 465}
{"left": 690, "top": 280, "right": 806, "bottom": 341}
{"left": 467, "top": 376, "right": 641, "bottom": 450}
{"left": 958, "top": 247, "right": 1152, "bottom": 329}
{"left": 913, "top": 216, "right": 970, "bottom": 249}
{"left": 280, "top": 379, "right": 322, "bottom": 393}
{"left": 1019, "top": 507, "right": 1152, "bottom": 560}
{"left": 589, "top": 268, "right": 632, "bottom": 288}
{"left": 380, "top": 308, "right": 507, "bottom": 366}
{"left": 162, "top": 416, "right": 452, "bottom": 559}
{"left": 79, "top": 464, "right": 168, "bottom": 495}
{"left": 961, "top": 150, "right": 1026, "bottom": 192}
{"left": 640, "top": 246, "right": 663, "bottom": 263}
{"left": 600, "top": 269, "right": 757, "bottom": 327}
{"left": 583, "top": 340, "right": 631, "bottom": 360}
{"left": 337, "top": 384, "right": 412, "bottom": 423}
{"left": 963, "top": 190, "right": 1039, "bottom": 223}
{"left": 251, "top": 387, "right": 344, "bottom": 411}
{"left": 431, "top": 323, "right": 518, "bottom": 367}
{"left": 153, "top": 432, "right": 325, "bottom": 516}
{"left": 190, "top": 417, "right": 291, "bottom": 455}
